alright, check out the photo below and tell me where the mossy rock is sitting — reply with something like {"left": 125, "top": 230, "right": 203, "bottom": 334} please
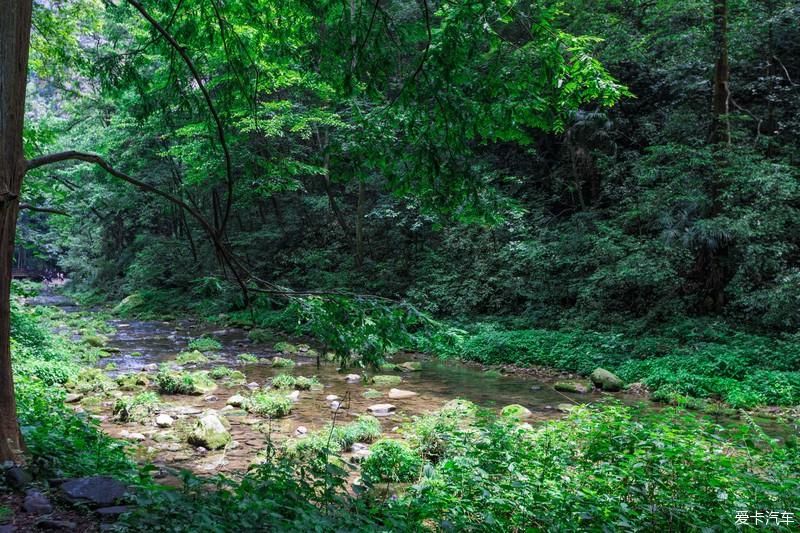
{"left": 272, "top": 357, "right": 295, "bottom": 368}
{"left": 248, "top": 328, "right": 271, "bottom": 344}
{"left": 554, "top": 381, "right": 592, "bottom": 394}
{"left": 398, "top": 361, "right": 422, "bottom": 372}
{"left": 83, "top": 334, "right": 108, "bottom": 348}
{"left": 589, "top": 368, "right": 623, "bottom": 392}
{"left": 66, "top": 368, "right": 117, "bottom": 393}
{"left": 379, "top": 363, "right": 400, "bottom": 372}
{"left": 441, "top": 399, "right": 478, "bottom": 418}
{"left": 187, "top": 413, "right": 231, "bottom": 450}
{"left": 362, "top": 389, "right": 383, "bottom": 399}
{"left": 500, "top": 404, "right": 532, "bottom": 421}
{"left": 155, "top": 370, "right": 217, "bottom": 395}
{"left": 274, "top": 342, "right": 298, "bottom": 354}
{"left": 190, "top": 372, "right": 218, "bottom": 394}
{"left": 113, "top": 293, "right": 145, "bottom": 315}
{"left": 116, "top": 372, "right": 150, "bottom": 391}
{"left": 175, "top": 350, "right": 209, "bottom": 365}
{"left": 371, "top": 375, "right": 402, "bottom": 387}
{"left": 238, "top": 353, "right": 258, "bottom": 363}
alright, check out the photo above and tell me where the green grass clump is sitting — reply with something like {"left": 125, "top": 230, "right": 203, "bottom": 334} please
{"left": 116, "top": 372, "right": 150, "bottom": 391}
{"left": 175, "top": 350, "right": 210, "bottom": 365}
{"left": 361, "top": 439, "right": 422, "bottom": 483}
{"left": 188, "top": 336, "right": 223, "bottom": 352}
{"left": 270, "top": 372, "right": 320, "bottom": 391}
{"left": 245, "top": 392, "right": 293, "bottom": 418}
{"left": 282, "top": 416, "right": 382, "bottom": 459}
{"left": 271, "top": 373, "right": 296, "bottom": 389}
{"left": 238, "top": 353, "right": 258, "bottom": 363}
{"left": 294, "top": 376, "right": 321, "bottom": 390}
{"left": 274, "top": 342, "right": 299, "bottom": 354}
{"left": 334, "top": 415, "right": 382, "bottom": 448}
{"left": 272, "top": 357, "right": 295, "bottom": 368}
{"left": 65, "top": 368, "right": 116, "bottom": 393}
{"left": 371, "top": 375, "right": 402, "bottom": 386}
{"left": 113, "top": 392, "right": 160, "bottom": 422}
{"left": 248, "top": 329, "right": 271, "bottom": 344}
{"left": 155, "top": 369, "right": 216, "bottom": 395}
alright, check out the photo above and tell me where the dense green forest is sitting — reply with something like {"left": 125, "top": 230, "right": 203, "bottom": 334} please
{"left": 1, "top": 0, "right": 799, "bottom": 530}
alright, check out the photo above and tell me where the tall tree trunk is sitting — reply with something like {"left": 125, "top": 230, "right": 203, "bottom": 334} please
{"left": 710, "top": 0, "right": 730, "bottom": 147}
{"left": 0, "top": 0, "right": 33, "bottom": 463}
{"left": 694, "top": 0, "right": 731, "bottom": 313}
{"left": 355, "top": 180, "right": 365, "bottom": 269}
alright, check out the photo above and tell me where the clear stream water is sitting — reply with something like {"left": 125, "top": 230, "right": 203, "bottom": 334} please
{"left": 33, "top": 292, "right": 769, "bottom": 478}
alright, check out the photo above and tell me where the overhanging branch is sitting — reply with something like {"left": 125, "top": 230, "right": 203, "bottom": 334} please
{"left": 124, "top": 0, "right": 235, "bottom": 236}
{"left": 19, "top": 203, "right": 70, "bottom": 216}
{"left": 24, "top": 150, "right": 249, "bottom": 304}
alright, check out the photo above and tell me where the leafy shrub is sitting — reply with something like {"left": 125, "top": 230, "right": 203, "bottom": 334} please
{"left": 113, "top": 392, "right": 160, "bottom": 422}
{"left": 361, "top": 440, "right": 422, "bottom": 484}
{"left": 175, "top": 350, "right": 210, "bottom": 365}
{"left": 66, "top": 368, "right": 116, "bottom": 393}
{"left": 271, "top": 373, "right": 296, "bottom": 389}
{"left": 273, "top": 342, "right": 298, "bottom": 354}
{"left": 188, "top": 337, "right": 223, "bottom": 352}
{"left": 17, "top": 359, "right": 79, "bottom": 385}
{"left": 238, "top": 353, "right": 258, "bottom": 363}
{"left": 155, "top": 370, "right": 216, "bottom": 395}
{"left": 272, "top": 357, "right": 295, "bottom": 368}
{"left": 389, "top": 403, "right": 800, "bottom": 531}
{"left": 283, "top": 416, "right": 382, "bottom": 459}
{"left": 245, "top": 392, "right": 293, "bottom": 418}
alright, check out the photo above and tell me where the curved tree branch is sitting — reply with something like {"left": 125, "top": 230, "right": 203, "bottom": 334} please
{"left": 19, "top": 204, "right": 70, "bottom": 216}
{"left": 124, "top": 0, "right": 235, "bottom": 237}
{"left": 25, "top": 150, "right": 249, "bottom": 304}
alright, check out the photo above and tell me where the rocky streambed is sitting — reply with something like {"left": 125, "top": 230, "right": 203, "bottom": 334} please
{"left": 36, "top": 299, "right": 635, "bottom": 479}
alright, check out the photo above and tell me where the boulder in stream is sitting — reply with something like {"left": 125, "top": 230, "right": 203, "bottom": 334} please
{"left": 367, "top": 403, "right": 397, "bottom": 416}
{"left": 590, "top": 368, "right": 623, "bottom": 392}
{"left": 554, "top": 381, "right": 592, "bottom": 394}
{"left": 371, "top": 375, "right": 402, "bottom": 386}
{"left": 227, "top": 394, "right": 246, "bottom": 407}
{"left": 388, "top": 388, "right": 417, "bottom": 400}
{"left": 500, "top": 404, "right": 532, "bottom": 420}
{"left": 187, "top": 413, "right": 232, "bottom": 450}
{"left": 155, "top": 414, "right": 174, "bottom": 428}
{"left": 398, "top": 361, "right": 422, "bottom": 372}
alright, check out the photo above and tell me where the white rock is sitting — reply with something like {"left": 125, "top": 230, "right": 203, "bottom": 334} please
{"left": 286, "top": 390, "right": 300, "bottom": 402}
{"left": 246, "top": 382, "right": 260, "bottom": 390}
{"left": 155, "top": 414, "right": 174, "bottom": 428}
{"left": 388, "top": 388, "right": 418, "bottom": 400}
{"left": 330, "top": 401, "right": 342, "bottom": 410}
{"left": 351, "top": 443, "right": 369, "bottom": 453}
{"left": 325, "top": 394, "right": 340, "bottom": 401}
{"left": 227, "top": 394, "right": 246, "bottom": 407}
{"left": 142, "top": 364, "right": 158, "bottom": 372}
{"left": 367, "top": 403, "right": 396, "bottom": 416}
{"left": 344, "top": 374, "right": 361, "bottom": 383}
{"left": 295, "top": 426, "right": 308, "bottom": 436}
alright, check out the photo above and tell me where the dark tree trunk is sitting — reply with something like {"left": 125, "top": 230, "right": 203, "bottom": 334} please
{"left": 0, "top": 0, "right": 33, "bottom": 463}
{"left": 710, "top": 0, "right": 730, "bottom": 147}
{"left": 693, "top": 0, "right": 732, "bottom": 313}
